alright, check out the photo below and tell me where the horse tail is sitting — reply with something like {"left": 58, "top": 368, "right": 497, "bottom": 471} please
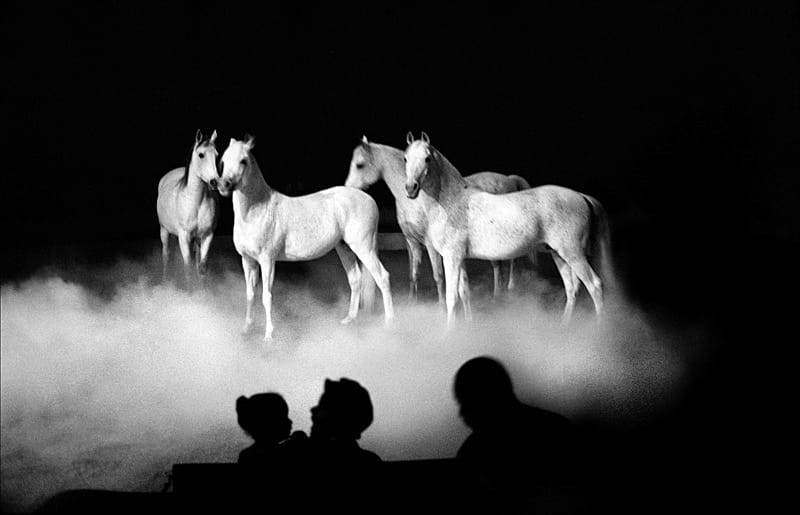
{"left": 510, "top": 175, "right": 532, "bottom": 191}
{"left": 582, "top": 194, "right": 618, "bottom": 296}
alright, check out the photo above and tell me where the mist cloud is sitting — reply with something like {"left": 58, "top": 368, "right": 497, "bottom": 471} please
{"left": 1, "top": 252, "right": 692, "bottom": 511}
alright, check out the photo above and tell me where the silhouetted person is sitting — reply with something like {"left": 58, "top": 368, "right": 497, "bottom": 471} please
{"left": 283, "top": 377, "right": 382, "bottom": 513}
{"left": 236, "top": 392, "right": 292, "bottom": 466}
{"left": 454, "top": 356, "right": 582, "bottom": 514}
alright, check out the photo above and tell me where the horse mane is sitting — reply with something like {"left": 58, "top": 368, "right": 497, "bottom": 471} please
{"left": 179, "top": 143, "right": 195, "bottom": 186}
{"left": 431, "top": 145, "right": 468, "bottom": 190}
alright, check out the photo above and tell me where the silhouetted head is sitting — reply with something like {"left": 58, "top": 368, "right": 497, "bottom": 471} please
{"left": 236, "top": 392, "right": 292, "bottom": 443}
{"left": 454, "top": 356, "right": 518, "bottom": 431}
{"left": 310, "top": 378, "right": 374, "bottom": 441}
{"left": 403, "top": 131, "right": 434, "bottom": 199}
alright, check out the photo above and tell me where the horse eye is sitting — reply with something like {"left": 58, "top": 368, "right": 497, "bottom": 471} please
{"left": 403, "top": 157, "right": 407, "bottom": 162}
{"left": 425, "top": 156, "right": 430, "bottom": 163}
{"left": 356, "top": 163, "right": 365, "bottom": 169}
{"left": 198, "top": 152, "right": 205, "bottom": 159}
{"left": 240, "top": 159, "right": 247, "bottom": 166}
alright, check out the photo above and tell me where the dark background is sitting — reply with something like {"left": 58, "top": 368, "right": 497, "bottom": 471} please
{"left": 3, "top": 1, "right": 797, "bottom": 510}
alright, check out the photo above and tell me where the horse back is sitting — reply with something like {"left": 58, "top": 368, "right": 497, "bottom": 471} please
{"left": 275, "top": 187, "right": 378, "bottom": 259}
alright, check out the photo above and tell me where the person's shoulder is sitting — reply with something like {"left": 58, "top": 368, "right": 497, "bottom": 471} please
{"left": 359, "top": 447, "right": 383, "bottom": 464}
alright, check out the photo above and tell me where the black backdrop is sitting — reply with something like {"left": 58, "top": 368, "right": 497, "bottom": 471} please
{"left": 3, "top": 2, "right": 798, "bottom": 508}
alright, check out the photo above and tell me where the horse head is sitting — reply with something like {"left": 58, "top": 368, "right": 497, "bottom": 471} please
{"left": 403, "top": 131, "right": 433, "bottom": 199}
{"left": 218, "top": 135, "right": 255, "bottom": 197}
{"left": 190, "top": 129, "right": 219, "bottom": 187}
{"left": 344, "top": 135, "right": 380, "bottom": 190}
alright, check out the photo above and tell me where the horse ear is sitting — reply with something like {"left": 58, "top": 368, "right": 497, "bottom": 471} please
{"left": 244, "top": 134, "right": 256, "bottom": 150}
{"left": 406, "top": 131, "right": 414, "bottom": 145}
{"left": 421, "top": 131, "right": 430, "bottom": 144}
{"left": 209, "top": 130, "right": 218, "bottom": 144}
{"left": 361, "top": 135, "right": 369, "bottom": 144}
{"left": 195, "top": 129, "right": 204, "bottom": 145}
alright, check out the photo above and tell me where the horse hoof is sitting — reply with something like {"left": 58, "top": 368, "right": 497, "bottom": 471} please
{"left": 340, "top": 316, "right": 355, "bottom": 325}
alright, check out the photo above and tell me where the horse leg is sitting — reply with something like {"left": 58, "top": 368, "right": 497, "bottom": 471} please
{"left": 241, "top": 256, "right": 260, "bottom": 335}
{"left": 507, "top": 259, "right": 516, "bottom": 291}
{"left": 425, "top": 241, "right": 445, "bottom": 305}
{"left": 491, "top": 260, "right": 501, "bottom": 297}
{"left": 551, "top": 251, "right": 578, "bottom": 323}
{"left": 458, "top": 266, "right": 473, "bottom": 321}
{"left": 197, "top": 233, "right": 214, "bottom": 288}
{"left": 160, "top": 227, "right": 170, "bottom": 282}
{"left": 178, "top": 232, "right": 193, "bottom": 289}
{"left": 567, "top": 256, "right": 604, "bottom": 316}
{"left": 405, "top": 237, "right": 423, "bottom": 301}
{"left": 335, "top": 243, "right": 362, "bottom": 325}
{"left": 349, "top": 245, "right": 394, "bottom": 324}
{"left": 442, "top": 252, "right": 463, "bottom": 325}
{"left": 258, "top": 257, "right": 276, "bottom": 341}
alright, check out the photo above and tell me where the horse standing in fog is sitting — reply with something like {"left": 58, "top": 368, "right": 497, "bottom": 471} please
{"left": 463, "top": 171, "right": 532, "bottom": 294}
{"left": 156, "top": 129, "right": 220, "bottom": 285}
{"left": 404, "top": 132, "right": 611, "bottom": 323}
{"left": 217, "top": 136, "right": 394, "bottom": 342}
{"left": 345, "top": 136, "right": 531, "bottom": 301}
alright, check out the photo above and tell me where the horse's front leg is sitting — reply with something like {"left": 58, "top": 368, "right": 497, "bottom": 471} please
{"left": 197, "top": 233, "right": 214, "bottom": 287}
{"left": 258, "top": 257, "right": 276, "bottom": 341}
{"left": 442, "top": 252, "right": 463, "bottom": 325}
{"left": 241, "top": 256, "right": 260, "bottom": 335}
{"left": 458, "top": 266, "right": 473, "bottom": 321}
{"left": 425, "top": 241, "right": 445, "bottom": 305}
{"left": 405, "top": 237, "right": 423, "bottom": 301}
{"left": 178, "top": 232, "right": 193, "bottom": 288}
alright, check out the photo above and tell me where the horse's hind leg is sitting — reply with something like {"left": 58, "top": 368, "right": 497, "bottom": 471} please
{"left": 425, "top": 241, "right": 445, "bottom": 305}
{"left": 551, "top": 252, "right": 578, "bottom": 323}
{"left": 405, "top": 238, "right": 423, "bottom": 301}
{"left": 507, "top": 259, "right": 516, "bottom": 291}
{"left": 567, "top": 256, "right": 604, "bottom": 316}
{"left": 491, "top": 261, "right": 501, "bottom": 297}
{"left": 160, "top": 227, "right": 170, "bottom": 282}
{"left": 335, "top": 244, "right": 362, "bottom": 325}
{"left": 258, "top": 257, "right": 276, "bottom": 341}
{"left": 349, "top": 244, "right": 394, "bottom": 323}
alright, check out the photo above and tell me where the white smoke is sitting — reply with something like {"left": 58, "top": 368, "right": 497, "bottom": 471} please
{"left": 0, "top": 250, "right": 693, "bottom": 511}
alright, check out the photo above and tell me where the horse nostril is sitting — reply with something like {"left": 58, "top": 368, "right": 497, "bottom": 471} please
{"left": 209, "top": 178, "right": 217, "bottom": 188}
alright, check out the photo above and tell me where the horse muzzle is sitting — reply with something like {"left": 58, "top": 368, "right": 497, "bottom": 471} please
{"left": 217, "top": 178, "right": 236, "bottom": 197}
{"left": 405, "top": 181, "right": 420, "bottom": 199}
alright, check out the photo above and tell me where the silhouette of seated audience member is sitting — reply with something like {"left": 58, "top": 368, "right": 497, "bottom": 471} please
{"left": 454, "top": 356, "right": 581, "bottom": 513}
{"left": 283, "top": 377, "right": 382, "bottom": 513}
{"left": 236, "top": 392, "right": 293, "bottom": 467}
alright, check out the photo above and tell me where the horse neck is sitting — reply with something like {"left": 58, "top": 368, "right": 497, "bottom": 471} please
{"left": 374, "top": 144, "right": 407, "bottom": 199}
{"left": 182, "top": 161, "right": 208, "bottom": 205}
{"left": 232, "top": 156, "right": 274, "bottom": 218}
{"left": 428, "top": 152, "right": 467, "bottom": 201}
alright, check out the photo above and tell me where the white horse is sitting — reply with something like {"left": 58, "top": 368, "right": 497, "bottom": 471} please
{"left": 217, "top": 136, "right": 394, "bottom": 341}
{"left": 156, "top": 129, "right": 220, "bottom": 284}
{"left": 345, "top": 136, "right": 531, "bottom": 300}
{"left": 404, "top": 132, "right": 611, "bottom": 323}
